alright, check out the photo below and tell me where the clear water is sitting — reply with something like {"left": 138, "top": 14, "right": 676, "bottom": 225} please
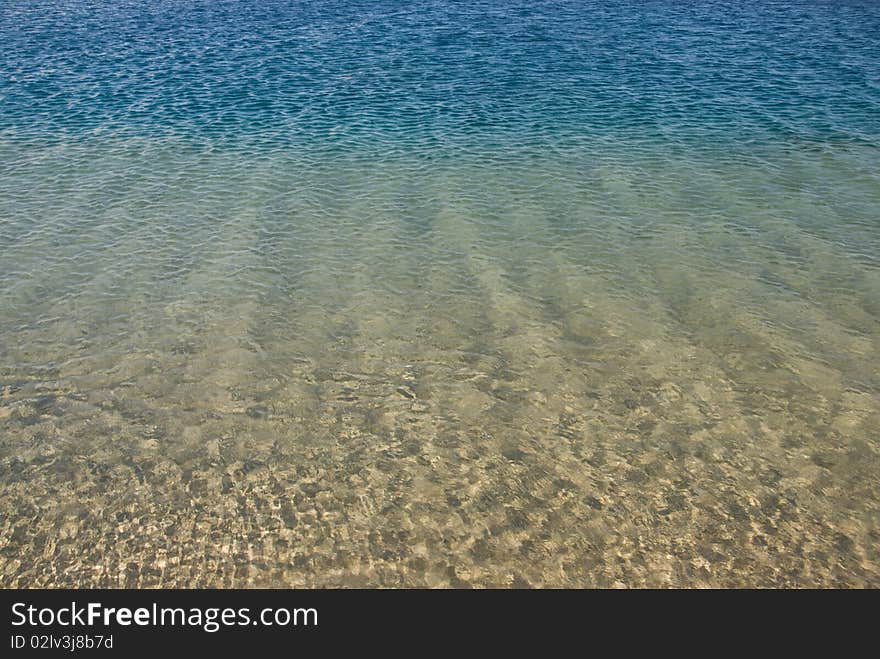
{"left": 1, "top": 0, "right": 878, "bottom": 587}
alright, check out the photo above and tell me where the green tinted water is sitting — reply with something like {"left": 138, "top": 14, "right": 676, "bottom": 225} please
{"left": 1, "top": 135, "right": 877, "bottom": 586}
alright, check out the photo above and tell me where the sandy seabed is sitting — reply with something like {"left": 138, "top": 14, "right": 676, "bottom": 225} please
{"left": 1, "top": 144, "right": 878, "bottom": 587}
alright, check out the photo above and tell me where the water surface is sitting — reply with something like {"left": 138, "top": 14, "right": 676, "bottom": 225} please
{"left": 1, "top": 0, "right": 879, "bottom": 586}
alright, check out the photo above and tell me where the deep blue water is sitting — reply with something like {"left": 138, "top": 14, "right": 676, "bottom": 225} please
{"left": 2, "top": 0, "right": 879, "bottom": 149}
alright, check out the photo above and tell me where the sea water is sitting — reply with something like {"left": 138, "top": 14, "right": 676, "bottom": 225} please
{"left": 0, "top": 0, "right": 878, "bottom": 586}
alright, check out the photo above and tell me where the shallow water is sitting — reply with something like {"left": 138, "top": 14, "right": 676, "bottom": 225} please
{"left": 0, "top": 1, "right": 878, "bottom": 587}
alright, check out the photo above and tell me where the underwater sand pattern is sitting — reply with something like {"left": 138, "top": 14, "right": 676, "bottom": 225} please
{"left": 1, "top": 141, "right": 878, "bottom": 587}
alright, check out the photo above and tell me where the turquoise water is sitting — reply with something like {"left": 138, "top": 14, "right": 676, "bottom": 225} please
{"left": 0, "top": 1, "right": 878, "bottom": 587}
